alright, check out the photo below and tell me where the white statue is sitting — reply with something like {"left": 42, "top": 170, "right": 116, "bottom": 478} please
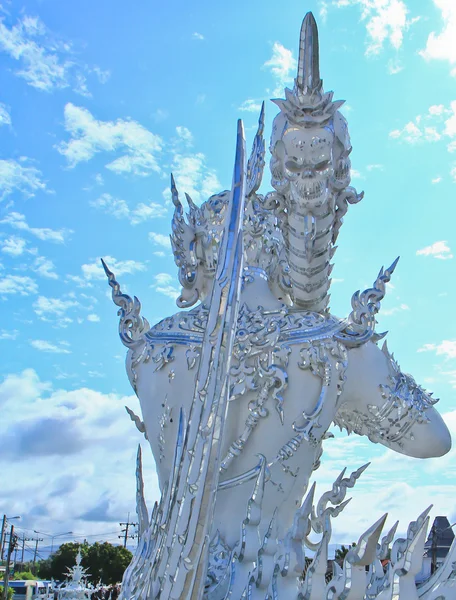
{"left": 58, "top": 551, "right": 93, "bottom": 600}
{"left": 104, "top": 13, "right": 455, "bottom": 600}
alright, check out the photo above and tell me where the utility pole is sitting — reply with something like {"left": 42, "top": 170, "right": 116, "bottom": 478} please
{"left": 3, "top": 525, "right": 17, "bottom": 600}
{"left": 26, "top": 537, "right": 43, "bottom": 572}
{"left": 119, "top": 518, "right": 137, "bottom": 548}
{"left": 20, "top": 536, "right": 33, "bottom": 564}
{"left": 0, "top": 516, "right": 6, "bottom": 562}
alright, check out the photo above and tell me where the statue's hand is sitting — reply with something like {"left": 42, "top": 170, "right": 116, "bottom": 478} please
{"left": 334, "top": 340, "right": 451, "bottom": 458}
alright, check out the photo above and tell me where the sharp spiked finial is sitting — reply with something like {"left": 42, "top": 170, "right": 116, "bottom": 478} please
{"left": 296, "top": 12, "right": 322, "bottom": 94}
{"left": 184, "top": 192, "right": 198, "bottom": 212}
{"left": 170, "top": 173, "right": 181, "bottom": 209}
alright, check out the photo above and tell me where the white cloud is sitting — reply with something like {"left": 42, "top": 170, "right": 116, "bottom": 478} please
{"left": 152, "top": 273, "right": 179, "bottom": 300}
{"left": 432, "top": 176, "right": 442, "bottom": 184}
{"left": 264, "top": 42, "right": 296, "bottom": 97}
{"left": 57, "top": 103, "right": 163, "bottom": 176}
{"left": 0, "top": 212, "right": 70, "bottom": 243}
{"left": 33, "top": 256, "right": 58, "bottom": 279}
{"left": 192, "top": 32, "right": 204, "bottom": 41}
{"left": 149, "top": 232, "right": 171, "bottom": 249}
{"left": 1, "top": 236, "right": 28, "bottom": 256}
{"left": 420, "top": 0, "right": 456, "bottom": 76}
{"left": 238, "top": 99, "right": 263, "bottom": 113}
{"left": 387, "top": 58, "right": 403, "bottom": 74}
{"left": 30, "top": 339, "right": 71, "bottom": 354}
{"left": 0, "top": 13, "right": 107, "bottom": 94}
{"left": 381, "top": 303, "right": 410, "bottom": 316}
{"left": 366, "top": 164, "right": 384, "bottom": 171}
{"left": 90, "top": 193, "right": 167, "bottom": 225}
{"left": 0, "top": 369, "right": 157, "bottom": 539}
{"left": 332, "top": 0, "right": 417, "bottom": 56}
{"left": 0, "top": 330, "right": 18, "bottom": 340}
{"left": 416, "top": 240, "right": 453, "bottom": 260}
{"left": 389, "top": 121, "right": 423, "bottom": 143}
{"left": 418, "top": 340, "right": 456, "bottom": 360}
{"left": 0, "top": 274, "right": 38, "bottom": 296}
{"left": 87, "top": 314, "right": 100, "bottom": 322}
{"left": 0, "top": 159, "right": 47, "bottom": 200}
{"left": 90, "top": 194, "right": 129, "bottom": 219}
{"left": 175, "top": 126, "right": 193, "bottom": 146}
{"left": 0, "top": 102, "right": 11, "bottom": 126}
{"left": 33, "top": 296, "right": 79, "bottom": 322}
{"left": 167, "top": 152, "right": 221, "bottom": 204}
{"left": 80, "top": 255, "right": 147, "bottom": 281}
{"left": 350, "top": 168, "right": 364, "bottom": 179}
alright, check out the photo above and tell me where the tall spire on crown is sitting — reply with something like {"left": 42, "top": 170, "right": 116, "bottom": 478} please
{"left": 272, "top": 12, "right": 344, "bottom": 124}
{"left": 295, "top": 12, "right": 322, "bottom": 96}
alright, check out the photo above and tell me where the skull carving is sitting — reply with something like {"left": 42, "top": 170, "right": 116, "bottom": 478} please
{"left": 270, "top": 111, "right": 336, "bottom": 213}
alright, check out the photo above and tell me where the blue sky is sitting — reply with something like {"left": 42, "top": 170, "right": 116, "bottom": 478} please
{"left": 1, "top": 0, "right": 456, "bottom": 559}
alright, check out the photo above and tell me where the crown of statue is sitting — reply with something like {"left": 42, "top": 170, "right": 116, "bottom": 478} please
{"left": 272, "top": 12, "right": 344, "bottom": 125}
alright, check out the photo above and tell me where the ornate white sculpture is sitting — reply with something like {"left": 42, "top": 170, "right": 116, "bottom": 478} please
{"left": 58, "top": 551, "right": 94, "bottom": 600}
{"left": 104, "top": 13, "right": 454, "bottom": 599}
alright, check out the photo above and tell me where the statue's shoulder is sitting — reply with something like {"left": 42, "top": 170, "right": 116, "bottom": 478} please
{"left": 146, "top": 304, "right": 208, "bottom": 345}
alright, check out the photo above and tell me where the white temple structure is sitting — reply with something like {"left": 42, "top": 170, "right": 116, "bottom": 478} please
{"left": 103, "top": 12, "right": 456, "bottom": 600}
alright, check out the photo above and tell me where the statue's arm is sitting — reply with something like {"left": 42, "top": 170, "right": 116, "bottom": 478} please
{"left": 335, "top": 340, "right": 451, "bottom": 458}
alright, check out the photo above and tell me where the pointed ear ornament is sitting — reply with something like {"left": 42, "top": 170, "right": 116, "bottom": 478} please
{"left": 335, "top": 258, "right": 399, "bottom": 348}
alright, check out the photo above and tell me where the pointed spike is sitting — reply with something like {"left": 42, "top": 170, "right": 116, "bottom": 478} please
{"left": 184, "top": 192, "right": 198, "bottom": 211}
{"left": 100, "top": 257, "right": 111, "bottom": 277}
{"left": 297, "top": 12, "right": 322, "bottom": 94}
{"left": 388, "top": 256, "right": 400, "bottom": 274}
{"left": 259, "top": 101, "right": 265, "bottom": 128}
{"left": 353, "top": 513, "right": 388, "bottom": 566}
{"left": 170, "top": 173, "right": 181, "bottom": 208}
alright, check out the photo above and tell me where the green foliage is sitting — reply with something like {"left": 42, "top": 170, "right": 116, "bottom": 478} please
{"left": 12, "top": 571, "right": 35, "bottom": 580}
{"left": 86, "top": 542, "right": 132, "bottom": 585}
{"left": 36, "top": 558, "right": 53, "bottom": 580}
{"left": 7, "top": 586, "right": 15, "bottom": 600}
{"left": 49, "top": 541, "right": 89, "bottom": 581}
{"left": 335, "top": 542, "right": 357, "bottom": 565}
{"left": 38, "top": 541, "right": 132, "bottom": 585}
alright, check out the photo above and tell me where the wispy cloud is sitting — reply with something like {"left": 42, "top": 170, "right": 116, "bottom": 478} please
{"left": 0, "top": 274, "right": 38, "bottom": 296}
{"left": 238, "top": 99, "right": 263, "bottom": 113}
{"left": 149, "top": 232, "right": 171, "bottom": 249}
{"left": 0, "top": 102, "right": 11, "bottom": 126}
{"left": 418, "top": 340, "right": 456, "bottom": 360}
{"left": 152, "top": 273, "right": 179, "bottom": 300}
{"left": 264, "top": 42, "right": 296, "bottom": 97}
{"left": 1, "top": 236, "right": 30, "bottom": 257}
{"left": 0, "top": 159, "right": 47, "bottom": 200}
{"left": 330, "top": 0, "right": 418, "bottom": 57}
{"left": 79, "top": 255, "right": 147, "bottom": 282}
{"left": 57, "top": 103, "right": 164, "bottom": 176}
{"left": 192, "top": 32, "right": 204, "bottom": 41}
{"left": 0, "top": 12, "right": 108, "bottom": 94}
{"left": 30, "top": 339, "right": 71, "bottom": 354}
{"left": 420, "top": 1, "right": 456, "bottom": 77}
{"left": 90, "top": 193, "right": 167, "bottom": 225}
{"left": 416, "top": 240, "right": 453, "bottom": 260}
{"left": 0, "top": 212, "right": 70, "bottom": 243}
{"left": 33, "top": 256, "right": 58, "bottom": 279}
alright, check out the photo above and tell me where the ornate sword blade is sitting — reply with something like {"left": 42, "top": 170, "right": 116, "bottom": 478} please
{"left": 152, "top": 119, "right": 247, "bottom": 600}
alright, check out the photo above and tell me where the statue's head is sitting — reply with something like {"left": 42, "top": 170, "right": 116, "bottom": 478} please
{"left": 170, "top": 177, "right": 230, "bottom": 308}
{"left": 269, "top": 13, "right": 352, "bottom": 211}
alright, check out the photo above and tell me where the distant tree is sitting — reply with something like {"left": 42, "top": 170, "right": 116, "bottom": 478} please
{"left": 86, "top": 542, "right": 132, "bottom": 585}
{"left": 48, "top": 541, "right": 89, "bottom": 581}
{"left": 335, "top": 543, "right": 357, "bottom": 566}
{"left": 12, "top": 571, "right": 35, "bottom": 580}
{"left": 44, "top": 541, "right": 131, "bottom": 585}
{"left": 36, "top": 558, "right": 53, "bottom": 580}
